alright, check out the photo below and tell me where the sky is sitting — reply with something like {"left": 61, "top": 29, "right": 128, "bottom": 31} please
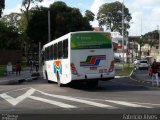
{"left": 3, "top": 0, "right": 160, "bottom": 36}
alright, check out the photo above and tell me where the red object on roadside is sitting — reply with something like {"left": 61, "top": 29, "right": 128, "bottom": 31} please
{"left": 16, "top": 63, "right": 21, "bottom": 70}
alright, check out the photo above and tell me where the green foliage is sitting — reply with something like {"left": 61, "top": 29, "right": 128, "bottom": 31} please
{"left": 136, "top": 38, "right": 145, "bottom": 58}
{"left": 84, "top": 10, "right": 95, "bottom": 22}
{"left": 1, "top": 13, "right": 21, "bottom": 30}
{"left": 26, "top": 7, "right": 48, "bottom": 45}
{"left": 143, "top": 30, "right": 159, "bottom": 43}
{"left": 26, "top": 1, "right": 92, "bottom": 45}
{"left": 0, "top": 0, "right": 5, "bottom": 17}
{"left": 0, "top": 65, "right": 6, "bottom": 77}
{"left": 97, "top": 1, "right": 132, "bottom": 35}
{"left": 142, "top": 30, "right": 159, "bottom": 56}
{"left": 21, "top": 0, "right": 44, "bottom": 27}
{"left": 115, "top": 64, "right": 134, "bottom": 76}
{"left": 0, "top": 21, "right": 21, "bottom": 50}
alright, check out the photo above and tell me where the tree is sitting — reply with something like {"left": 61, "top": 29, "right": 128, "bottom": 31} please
{"left": 0, "top": 21, "right": 20, "bottom": 50}
{"left": 26, "top": 7, "right": 48, "bottom": 45}
{"left": 137, "top": 38, "right": 145, "bottom": 58}
{"left": 84, "top": 10, "right": 95, "bottom": 22}
{"left": 21, "top": 0, "right": 43, "bottom": 27}
{"left": 142, "top": 30, "right": 159, "bottom": 55}
{"left": 20, "top": 0, "right": 43, "bottom": 60}
{"left": 1, "top": 13, "right": 21, "bottom": 29}
{"left": 0, "top": 0, "right": 5, "bottom": 17}
{"left": 26, "top": 2, "right": 92, "bottom": 45}
{"left": 97, "top": 1, "right": 132, "bottom": 35}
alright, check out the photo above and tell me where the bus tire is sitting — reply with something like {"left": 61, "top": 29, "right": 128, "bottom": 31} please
{"left": 57, "top": 72, "right": 63, "bottom": 87}
{"left": 45, "top": 71, "right": 51, "bottom": 83}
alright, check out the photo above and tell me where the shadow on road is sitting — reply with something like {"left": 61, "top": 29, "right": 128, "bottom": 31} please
{"left": 68, "top": 78, "right": 153, "bottom": 92}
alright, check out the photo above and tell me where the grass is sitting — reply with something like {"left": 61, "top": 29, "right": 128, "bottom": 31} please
{"left": 115, "top": 63, "right": 134, "bottom": 76}
{"left": 0, "top": 65, "right": 6, "bottom": 77}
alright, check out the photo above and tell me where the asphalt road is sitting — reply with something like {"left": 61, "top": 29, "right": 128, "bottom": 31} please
{"left": 0, "top": 77, "right": 160, "bottom": 120}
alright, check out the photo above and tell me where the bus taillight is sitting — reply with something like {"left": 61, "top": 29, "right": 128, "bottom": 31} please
{"left": 108, "top": 60, "right": 114, "bottom": 72}
{"left": 71, "top": 63, "right": 78, "bottom": 75}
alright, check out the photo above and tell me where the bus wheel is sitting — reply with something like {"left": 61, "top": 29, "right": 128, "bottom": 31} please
{"left": 46, "top": 71, "right": 51, "bottom": 83}
{"left": 87, "top": 80, "right": 98, "bottom": 88}
{"left": 57, "top": 72, "right": 63, "bottom": 87}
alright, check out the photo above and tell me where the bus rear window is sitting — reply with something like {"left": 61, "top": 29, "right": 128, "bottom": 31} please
{"left": 140, "top": 61, "right": 147, "bottom": 63}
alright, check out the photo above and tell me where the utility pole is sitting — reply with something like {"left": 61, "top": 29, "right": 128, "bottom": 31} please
{"left": 158, "top": 25, "right": 160, "bottom": 55}
{"left": 39, "top": 42, "right": 41, "bottom": 71}
{"left": 48, "top": 10, "right": 51, "bottom": 42}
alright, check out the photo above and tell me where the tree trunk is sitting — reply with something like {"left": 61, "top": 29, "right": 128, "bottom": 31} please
{"left": 140, "top": 46, "right": 142, "bottom": 58}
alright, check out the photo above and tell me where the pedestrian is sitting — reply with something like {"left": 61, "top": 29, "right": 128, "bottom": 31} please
{"left": 151, "top": 59, "right": 159, "bottom": 86}
{"left": 35, "top": 61, "right": 39, "bottom": 72}
{"left": 29, "top": 60, "right": 34, "bottom": 73}
{"left": 6, "top": 62, "right": 12, "bottom": 75}
{"left": 16, "top": 61, "right": 21, "bottom": 75}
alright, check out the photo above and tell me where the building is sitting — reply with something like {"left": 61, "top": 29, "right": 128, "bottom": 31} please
{"left": 128, "top": 36, "right": 140, "bottom": 62}
{"left": 111, "top": 32, "right": 128, "bottom": 62}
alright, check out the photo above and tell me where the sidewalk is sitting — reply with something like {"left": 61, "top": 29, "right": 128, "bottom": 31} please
{"left": 0, "top": 68, "right": 41, "bottom": 85}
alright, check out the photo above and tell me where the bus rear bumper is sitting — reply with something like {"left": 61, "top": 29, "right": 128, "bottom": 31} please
{"left": 71, "top": 73, "right": 115, "bottom": 81}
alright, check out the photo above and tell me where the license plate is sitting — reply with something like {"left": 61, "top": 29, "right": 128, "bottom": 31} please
{"left": 99, "top": 69, "right": 107, "bottom": 73}
{"left": 90, "top": 67, "right": 97, "bottom": 70}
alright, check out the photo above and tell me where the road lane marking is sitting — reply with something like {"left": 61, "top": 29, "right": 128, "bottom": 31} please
{"left": 132, "top": 102, "right": 160, "bottom": 106}
{"left": 28, "top": 96, "right": 76, "bottom": 108}
{"left": 36, "top": 90, "right": 116, "bottom": 109}
{"left": 0, "top": 87, "right": 156, "bottom": 109}
{"left": 105, "top": 100, "right": 152, "bottom": 108}
{"left": 1, "top": 87, "right": 32, "bottom": 94}
{"left": 0, "top": 88, "right": 35, "bottom": 106}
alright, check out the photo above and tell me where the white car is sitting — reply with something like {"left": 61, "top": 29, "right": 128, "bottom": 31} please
{"left": 133, "top": 59, "right": 141, "bottom": 65}
{"left": 135, "top": 59, "right": 149, "bottom": 70}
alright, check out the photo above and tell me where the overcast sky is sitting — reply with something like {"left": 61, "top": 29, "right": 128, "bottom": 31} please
{"left": 3, "top": 0, "right": 160, "bottom": 36}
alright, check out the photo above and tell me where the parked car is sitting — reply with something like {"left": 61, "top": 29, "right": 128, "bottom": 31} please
{"left": 114, "top": 57, "right": 121, "bottom": 63}
{"left": 134, "top": 59, "right": 149, "bottom": 70}
{"left": 133, "top": 58, "right": 141, "bottom": 65}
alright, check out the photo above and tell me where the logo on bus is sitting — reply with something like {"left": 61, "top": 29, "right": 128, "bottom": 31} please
{"left": 80, "top": 55, "right": 106, "bottom": 67}
{"left": 54, "top": 60, "right": 62, "bottom": 74}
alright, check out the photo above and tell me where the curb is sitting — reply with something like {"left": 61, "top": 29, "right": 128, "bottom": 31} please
{"left": 115, "top": 76, "right": 127, "bottom": 78}
{"left": 130, "top": 70, "right": 152, "bottom": 84}
{"left": 0, "top": 72, "right": 42, "bottom": 85}
{"left": 129, "top": 75, "right": 152, "bottom": 84}
{"left": 0, "top": 79, "right": 19, "bottom": 85}
{"left": 115, "top": 70, "right": 157, "bottom": 87}
{"left": 129, "top": 70, "right": 160, "bottom": 88}
{"left": 0, "top": 76, "right": 40, "bottom": 85}
{"left": 115, "top": 68, "right": 134, "bottom": 79}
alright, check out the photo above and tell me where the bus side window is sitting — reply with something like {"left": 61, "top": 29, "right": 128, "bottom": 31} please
{"left": 41, "top": 51, "right": 44, "bottom": 65}
{"left": 45, "top": 48, "right": 47, "bottom": 61}
{"left": 50, "top": 45, "right": 53, "bottom": 60}
{"left": 63, "top": 39, "right": 68, "bottom": 58}
{"left": 58, "top": 41, "right": 63, "bottom": 59}
{"left": 52, "top": 45, "right": 55, "bottom": 60}
{"left": 47, "top": 47, "right": 50, "bottom": 60}
{"left": 54, "top": 44, "right": 57, "bottom": 60}
{"left": 44, "top": 49, "right": 46, "bottom": 61}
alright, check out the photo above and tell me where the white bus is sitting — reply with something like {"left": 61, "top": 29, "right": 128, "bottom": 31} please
{"left": 42, "top": 31, "right": 115, "bottom": 87}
